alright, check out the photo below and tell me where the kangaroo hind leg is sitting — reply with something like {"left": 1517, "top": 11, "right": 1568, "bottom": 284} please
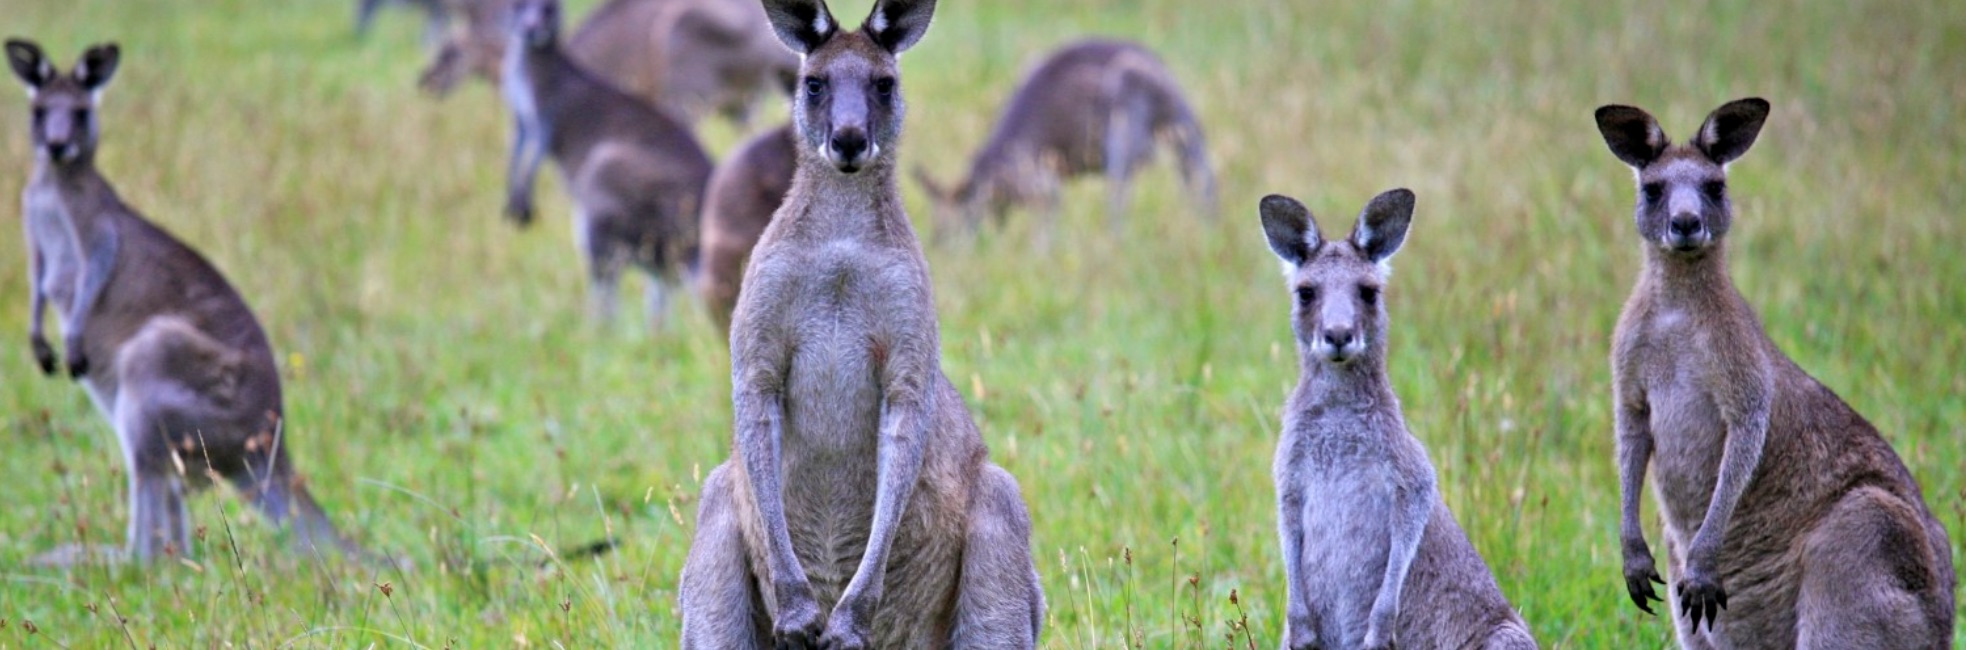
{"left": 679, "top": 462, "right": 772, "bottom": 649}
{"left": 948, "top": 464, "right": 1044, "bottom": 649}
{"left": 1795, "top": 486, "right": 1950, "bottom": 650}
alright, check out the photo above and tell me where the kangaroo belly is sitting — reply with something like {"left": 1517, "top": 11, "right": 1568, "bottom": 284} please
{"left": 1297, "top": 470, "right": 1394, "bottom": 642}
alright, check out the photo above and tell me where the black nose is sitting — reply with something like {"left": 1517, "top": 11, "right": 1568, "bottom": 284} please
{"left": 1322, "top": 327, "right": 1356, "bottom": 350}
{"left": 1669, "top": 216, "right": 1701, "bottom": 237}
{"left": 830, "top": 129, "right": 868, "bottom": 161}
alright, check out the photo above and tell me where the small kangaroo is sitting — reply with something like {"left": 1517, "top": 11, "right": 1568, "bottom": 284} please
{"left": 1261, "top": 190, "right": 1536, "bottom": 650}
{"left": 913, "top": 38, "right": 1215, "bottom": 238}
{"left": 1595, "top": 98, "right": 1954, "bottom": 648}
{"left": 696, "top": 122, "right": 794, "bottom": 338}
{"left": 677, "top": 0, "right": 1044, "bottom": 647}
{"left": 8, "top": 39, "right": 356, "bottom": 562}
{"left": 422, "top": 0, "right": 796, "bottom": 128}
{"left": 501, "top": 0, "right": 714, "bottom": 327}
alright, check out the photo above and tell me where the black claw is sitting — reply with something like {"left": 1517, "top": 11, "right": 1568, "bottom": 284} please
{"left": 1717, "top": 589, "right": 1728, "bottom": 610}
{"left": 1650, "top": 574, "right": 1666, "bottom": 585}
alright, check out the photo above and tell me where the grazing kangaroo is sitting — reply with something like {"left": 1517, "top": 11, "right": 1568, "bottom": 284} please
{"left": 501, "top": 0, "right": 714, "bottom": 327}
{"left": 1262, "top": 190, "right": 1536, "bottom": 650}
{"left": 1595, "top": 98, "right": 1954, "bottom": 648}
{"left": 422, "top": 0, "right": 796, "bottom": 128}
{"left": 913, "top": 38, "right": 1215, "bottom": 238}
{"left": 8, "top": 39, "right": 356, "bottom": 562}
{"left": 696, "top": 122, "right": 794, "bottom": 338}
{"left": 677, "top": 0, "right": 1044, "bottom": 647}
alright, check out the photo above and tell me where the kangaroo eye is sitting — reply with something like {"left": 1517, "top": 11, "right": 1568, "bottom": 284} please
{"left": 1702, "top": 180, "right": 1726, "bottom": 202}
{"left": 804, "top": 77, "right": 827, "bottom": 97}
{"left": 1641, "top": 182, "right": 1664, "bottom": 204}
{"left": 873, "top": 77, "right": 895, "bottom": 99}
{"left": 1295, "top": 286, "right": 1317, "bottom": 305}
{"left": 1359, "top": 285, "right": 1379, "bottom": 305}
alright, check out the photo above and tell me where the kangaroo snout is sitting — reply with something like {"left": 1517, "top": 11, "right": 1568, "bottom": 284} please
{"left": 1312, "top": 325, "right": 1365, "bottom": 363}
{"left": 826, "top": 126, "right": 873, "bottom": 172}
{"left": 1666, "top": 214, "right": 1707, "bottom": 250}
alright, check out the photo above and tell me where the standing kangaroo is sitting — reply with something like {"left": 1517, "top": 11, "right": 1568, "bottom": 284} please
{"left": 913, "top": 38, "right": 1215, "bottom": 238}
{"left": 8, "top": 39, "right": 355, "bottom": 562}
{"left": 1595, "top": 98, "right": 1954, "bottom": 648}
{"left": 1262, "top": 190, "right": 1536, "bottom": 650}
{"left": 422, "top": 0, "right": 796, "bottom": 128}
{"left": 502, "top": 0, "right": 714, "bottom": 327}
{"left": 677, "top": 0, "right": 1044, "bottom": 647}
{"left": 696, "top": 122, "right": 794, "bottom": 338}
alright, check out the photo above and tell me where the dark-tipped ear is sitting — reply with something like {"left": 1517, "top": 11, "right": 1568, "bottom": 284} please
{"left": 761, "top": 0, "right": 837, "bottom": 55}
{"left": 1595, "top": 104, "right": 1667, "bottom": 168}
{"left": 1259, "top": 194, "right": 1320, "bottom": 267}
{"left": 1352, "top": 188, "right": 1414, "bottom": 263}
{"left": 1694, "top": 97, "right": 1769, "bottom": 165}
{"left": 73, "top": 43, "right": 119, "bottom": 91}
{"left": 865, "top": 0, "right": 934, "bottom": 54}
{"left": 5, "top": 38, "right": 53, "bottom": 90}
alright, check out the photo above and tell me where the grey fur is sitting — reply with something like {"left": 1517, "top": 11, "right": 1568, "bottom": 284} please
{"left": 1263, "top": 190, "right": 1535, "bottom": 650}
{"left": 678, "top": 1, "right": 1044, "bottom": 647}
{"left": 697, "top": 122, "right": 795, "bottom": 338}
{"left": 500, "top": 0, "right": 714, "bottom": 328}
{"left": 914, "top": 38, "right": 1215, "bottom": 239}
{"left": 422, "top": 0, "right": 796, "bottom": 128}
{"left": 7, "top": 39, "right": 357, "bottom": 562}
{"left": 1595, "top": 98, "right": 1955, "bottom": 648}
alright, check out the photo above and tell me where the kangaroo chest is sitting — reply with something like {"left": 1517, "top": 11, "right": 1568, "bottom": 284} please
{"left": 1626, "top": 306, "right": 1731, "bottom": 531}
{"left": 22, "top": 179, "right": 85, "bottom": 316}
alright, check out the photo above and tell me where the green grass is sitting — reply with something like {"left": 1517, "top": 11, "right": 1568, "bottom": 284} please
{"left": 2, "top": 0, "right": 1962, "bottom": 647}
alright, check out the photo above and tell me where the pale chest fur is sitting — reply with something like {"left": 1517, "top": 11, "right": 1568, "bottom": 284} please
{"left": 22, "top": 178, "right": 83, "bottom": 317}
{"left": 1277, "top": 404, "right": 1416, "bottom": 631}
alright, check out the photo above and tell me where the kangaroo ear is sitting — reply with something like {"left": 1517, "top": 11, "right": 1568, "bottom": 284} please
{"left": 5, "top": 38, "right": 53, "bottom": 92}
{"left": 1595, "top": 104, "right": 1667, "bottom": 168}
{"left": 1352, "top": 188, "right": 1414, "bottom": 264}
{"left": 761, "top": 0, "right": 837, "bottom": 55}
{"left": 1259, "top": 194, "right": 1320, "bottom": 267}
{"left": 1694, "top": 97, "right": 1769, "bottom": 166}
{"left": 864, "top": 0, "right": 934, "bottom": 54}
{"left": 74, "top": 43, "right": 119, "bottom": 92}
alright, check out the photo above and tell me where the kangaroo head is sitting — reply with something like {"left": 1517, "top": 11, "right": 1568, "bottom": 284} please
{"left": 1260, "top": 189, "right": 1414, "bottom": 366}
{"left": 1595, "top": 97, "right": 1769, "bottom": 256}
{"left": 6, "top": 39, "right": 118, "bottom": 166}
{"left": 762, "top": 0, "right": 935, "bottom": 175}
{"left": 508, "top": 0, "right": 562, "bottom": 50}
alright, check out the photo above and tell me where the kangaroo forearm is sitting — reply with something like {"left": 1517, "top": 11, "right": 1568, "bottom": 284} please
{"left": 1374, "top": 479, "right": 1433, "bottom": 612}
{"left": 27, "top": 247, "right": 46, "bottom": 336}
{"left": 844, "top": 399, "right": 929, "bottom": 598}
{"left": 1615, "top": 418, "right": 1653, "bottom": 547}
{"left": 733, "top": 390, "right": 806, "bottom": 585}
{"left": 1691, "top": 409, "right": 1768, "bottom": 558}
{"left": 1276, "top": 490, "right": 1307, "bottom": 615}
{"left": 66, "top": 228, "right": 119, "bottom": 332}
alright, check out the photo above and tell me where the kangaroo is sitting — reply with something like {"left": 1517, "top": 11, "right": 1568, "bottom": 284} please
{"left": 501, "top": 0, "right": 714, "bottom": 328}
{"left": 677, "top": 1, "right": 1044, "bottom": 647}
{"left": 1595, "top": 98, "right": 1955, "bottom": 648}
{"left": 1262, "top": 190, "right": 1536, "bottom": 650}
{"left": 8, "top": 39, "right": 356, "bottom": 562}
{"left": 913, "top": 38, "right": 1215, "bottom": 239}
{"left": 421, "top": 0, "right": 796, "bottom": 128}
{"left": 696, "top": 122, "right": 794, "bottom": 338}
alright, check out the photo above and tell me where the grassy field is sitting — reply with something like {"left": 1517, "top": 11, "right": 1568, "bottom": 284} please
{"left": 2, "top": 0, "right": 1962, "bottom": 647}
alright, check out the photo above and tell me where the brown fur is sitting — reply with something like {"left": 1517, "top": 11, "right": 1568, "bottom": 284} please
{"left": 697, "top": 122, "right": 795, "bottom": 338}
{"left": 420, "top": 0, "right": 795, "bottom": 127}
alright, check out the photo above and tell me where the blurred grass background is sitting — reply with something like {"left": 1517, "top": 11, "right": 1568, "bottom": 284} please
{"left": 1, "top": 0, "right": 1961, "bottom": 647}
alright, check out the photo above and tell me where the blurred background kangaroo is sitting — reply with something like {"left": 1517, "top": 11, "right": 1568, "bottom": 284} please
{"left": 695, "top": 122, "right": 793, "bottom": 338}
{"left": 1595, "top": 98, "right": 1955, "bottom": 649}
{"left": 1261, "top": 190, "right": 1536, "bottom": 650}
{"left": 500, "top": 0, "right": 713, "bottom": 329}
{"left": 416, "top": 0, "right": 796, "bottom": 129}
{"left": 914, "top": 38, "right": 1216, "bottom": 239}
{"left": 7, "top": 39, "right": 358, "bottom": 563}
